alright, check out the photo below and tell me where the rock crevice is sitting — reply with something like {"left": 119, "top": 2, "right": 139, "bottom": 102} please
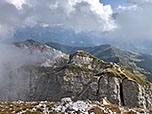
{"left": 120, "top": 81, "right": 125, "bottom": 106}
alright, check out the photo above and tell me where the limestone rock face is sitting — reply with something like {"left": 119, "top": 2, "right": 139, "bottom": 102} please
{"left": 123, "top": 79, "right": 142, "bottom": 108}
{"left": 97, "top": 76, "right": 121, "bottom": 105}
{"left": 1, "top": 41, "right": 152, "bottom": 111}
{"left": 122, "top": 79, "right": 152, "bottom": 111}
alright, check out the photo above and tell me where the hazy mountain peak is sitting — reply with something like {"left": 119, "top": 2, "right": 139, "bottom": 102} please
{"left": 13, "top": 40, "right": 68, "bottom": 68}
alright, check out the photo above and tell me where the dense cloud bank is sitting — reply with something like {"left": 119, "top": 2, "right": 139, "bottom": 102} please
{"left": 0, "top": 0, "right": 116, "bottom": 40}
{"left": 1, "top": 0, "right": 152, "bottom": 42}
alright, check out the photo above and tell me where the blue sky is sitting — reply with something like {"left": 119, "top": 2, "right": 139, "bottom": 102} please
{"left": 100, "top": 0, "right": 128, "bottom": 8}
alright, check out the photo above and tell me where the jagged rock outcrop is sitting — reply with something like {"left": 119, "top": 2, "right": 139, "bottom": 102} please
{"left": 1, "top": 41, "right": 152, "bottom": 112}
{"left": 122, "top": 79, "right": 152, "bottom": 110}
{"left": 97, "top": 76, "right": 121, "bottom": 105}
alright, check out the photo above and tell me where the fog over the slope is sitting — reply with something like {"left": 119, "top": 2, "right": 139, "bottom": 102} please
{"left": 0, "top": 41, "right": 65, "bottom": 101}
{"left": 0, "top": 43, "right": 39, "bottom": 98}
{"left": 0, "top": 42, "right": 44, "bottom": 73}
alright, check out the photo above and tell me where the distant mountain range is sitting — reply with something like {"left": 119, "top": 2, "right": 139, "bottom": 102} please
{"left": 12, "top": 26, "right": 100, "bottom": 47}
{"left": 12, "top": 26, "right": 152, "bottom": 55}
{"left": 46, "top": 41, "right": 152, "bottom": 82}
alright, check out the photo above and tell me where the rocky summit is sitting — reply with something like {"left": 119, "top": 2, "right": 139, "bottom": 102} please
{"left": 1, "top": 40, "right": 152, "bottom": 113}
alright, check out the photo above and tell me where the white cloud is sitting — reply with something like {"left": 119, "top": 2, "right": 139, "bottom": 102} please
{"left": 2, "top": 0, "right": 152, "bottom": 44}
{"left": 6, "top": 0, "right": 26, "bottom": 9}
{"left": 100, "top": 3, "right": 152, "bottom": 44}
{"left": 0, "top": 1, "right": 22, "bottom": 40}
{"left": 116, "top": 5, "right": 137, "bottom": 13}
{"left": 127, "top": 0, "right": 152, "bottom": 4}
{"left": 12, "top": 0, "right": 116, "bottom": 31}
{"left": 0, "top": 0, "right": 116, "bottom": 40}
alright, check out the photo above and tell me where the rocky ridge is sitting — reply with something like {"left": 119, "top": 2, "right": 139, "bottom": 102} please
{"left": 46, "top": 42, "right": 152, "bottom": 82}
{"left": 13, "top": 40, "right": 68, "bottom": 68}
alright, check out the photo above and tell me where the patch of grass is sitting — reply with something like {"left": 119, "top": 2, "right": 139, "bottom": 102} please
{"left": 104, "top": 68, "right": 122, "bottom": 78}
{"left": 88, "top": 107, "right": 108, "bottom": 114}
{"left": 124, "top": 69, "right": 150, "bottom": 85}
{"left": 104, "top": 104, "right": 121, "bottom": 113}
{"left": 99, "top": 67, "right": 150, "bottom": 85}
{"left": 123, "top": 111, "right": 137, "bottom": 114}
{"left": 49, "top": 111, "right": 58, "bottom": 114}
